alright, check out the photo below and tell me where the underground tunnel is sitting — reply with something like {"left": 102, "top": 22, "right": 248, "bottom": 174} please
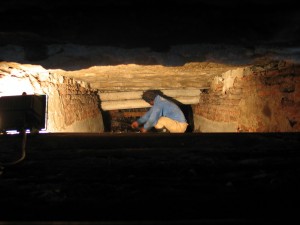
{"left": 1, "top": 0, "right": 300, "bottom": 224}
{"left": 1, "top": 1, "right": 299, "bottom": 133}
{"left": 1, "top": 59, "right": 299, "bottom": 133}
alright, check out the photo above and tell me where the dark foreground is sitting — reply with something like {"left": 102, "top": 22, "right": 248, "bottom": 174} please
{"left": 1, "top": 132, "right": 300, "bottom": 225}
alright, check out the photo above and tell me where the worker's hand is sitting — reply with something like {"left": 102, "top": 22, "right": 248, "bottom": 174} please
{"left": 140, "top": 127, "right": 148, "bottom": 133}
{"left": 131, "top": 121, "right": 139, "bottom": 129}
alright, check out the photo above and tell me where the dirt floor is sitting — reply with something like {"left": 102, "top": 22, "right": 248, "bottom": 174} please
{"left": 1, "top": 132, "right": 300, "bottom": 224}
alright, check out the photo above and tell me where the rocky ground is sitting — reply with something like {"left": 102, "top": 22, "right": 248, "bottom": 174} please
{"left": 0, "top": 132, "right": 300, "bottom": 224}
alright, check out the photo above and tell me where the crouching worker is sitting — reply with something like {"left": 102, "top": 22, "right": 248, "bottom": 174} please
{"left": 131, "top": 90, "right": 188, "bottom": 133}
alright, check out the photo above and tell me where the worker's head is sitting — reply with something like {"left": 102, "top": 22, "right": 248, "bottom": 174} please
{"left": 142, "top": 90, "right": 161, "bottom": 105}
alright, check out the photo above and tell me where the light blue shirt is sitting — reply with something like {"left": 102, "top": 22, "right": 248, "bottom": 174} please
{"left": 137, "top": 95, "right": 187, "bottom": 131}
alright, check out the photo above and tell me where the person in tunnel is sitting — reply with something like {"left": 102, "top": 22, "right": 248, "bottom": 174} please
{"left": 131, "top": 90, "right": 188, "bottom": 133}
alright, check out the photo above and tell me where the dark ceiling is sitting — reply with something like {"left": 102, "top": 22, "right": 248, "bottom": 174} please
{"left": 1, "top": 0, "right": 299, "bottom": 51}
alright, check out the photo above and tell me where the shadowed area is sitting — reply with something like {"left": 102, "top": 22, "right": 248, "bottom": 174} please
{"left": 1, "top": 1, "right": 299, "bottom": 50}
{"left": 1, "top": 132, "right": 300, "bottom": 224}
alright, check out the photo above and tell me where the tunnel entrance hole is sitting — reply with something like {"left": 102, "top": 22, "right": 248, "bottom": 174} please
{"left": 102, "top": 105, "right": 194, "bottom": 133}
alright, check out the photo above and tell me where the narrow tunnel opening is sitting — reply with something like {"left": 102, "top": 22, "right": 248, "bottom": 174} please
{"left": 101, "top": 105, "right": 194, "bottom": 133}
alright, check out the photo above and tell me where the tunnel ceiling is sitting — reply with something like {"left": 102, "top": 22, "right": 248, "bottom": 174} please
{"left": 1, "top": 0, "right": 299, "bottom": 92}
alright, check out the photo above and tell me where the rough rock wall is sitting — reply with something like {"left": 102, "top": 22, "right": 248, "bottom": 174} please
{"left": 193, "top": 60, "right": 300, "bottom": 132}
{"left": 0, "top": 62, "right": 104, "bottom": 132}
